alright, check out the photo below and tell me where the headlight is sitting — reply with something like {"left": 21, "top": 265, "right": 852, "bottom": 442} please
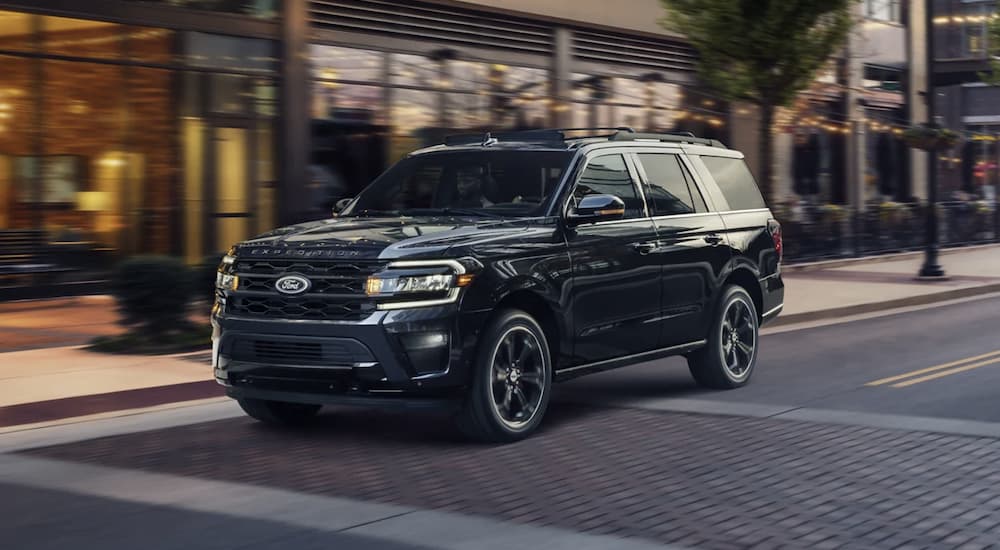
{"left": 367, "top": 273, "right": 454, "bottom": 296}
{"left": 366, "top": 260, "right": 475, "bottom": 310}
{"left": 221, "top": 254, "right": 236, "bottom": 266}
{"left": 216, "top": 272, "right": 239, "bottom": 291}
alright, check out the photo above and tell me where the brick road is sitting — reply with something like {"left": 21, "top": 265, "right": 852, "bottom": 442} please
{"left": 24, "top": 404, "right": 1000, "bottom": 550}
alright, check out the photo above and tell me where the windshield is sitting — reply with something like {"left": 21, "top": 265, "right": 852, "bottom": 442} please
{"left": 344, "top": 150, "right": 574, "bottom": 218}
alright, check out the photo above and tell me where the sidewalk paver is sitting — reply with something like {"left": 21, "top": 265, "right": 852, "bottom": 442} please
{"left": 0, "top": 347, "right": 212, "bottom": 407}
{"left": 22, "top": 402, "right": 1000, "bottom": 550}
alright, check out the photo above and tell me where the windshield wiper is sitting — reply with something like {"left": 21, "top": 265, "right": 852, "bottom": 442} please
{"left": 399, "top": 208, "right": 503, "bottom": 218}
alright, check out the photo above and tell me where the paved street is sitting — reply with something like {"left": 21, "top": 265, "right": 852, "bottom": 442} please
{"left": 4, "top": 294, "right": 1000, "bottom": 549}
{"left": 560, "top": 293, "right": 1000, "bottom": 423}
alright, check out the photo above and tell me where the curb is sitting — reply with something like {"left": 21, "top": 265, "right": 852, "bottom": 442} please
{"left": 770, "top": 282, "right": 1000, "bottom": 327}
{"left": 782, "top": 242, "right": 1000, "bottom": 272}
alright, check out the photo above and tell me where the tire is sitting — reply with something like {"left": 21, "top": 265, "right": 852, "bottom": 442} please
{"left": 238, "top": 398, "right": 322, "bottom": 427}
{"left": 455, "top": 309, "right": 553, "bottom": 443}
{"left": 687, "top": 285, "right": 760, "bottom": 389}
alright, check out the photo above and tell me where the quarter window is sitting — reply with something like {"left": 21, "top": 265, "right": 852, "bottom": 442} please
{"left": 637, "top": 153, "right": 707, "bottom": 216}
{"left": 573, "top": 154, "right": 644, "bottom": 218}
{"left": 700, "top": 156, "right": 767, "bottom": 211}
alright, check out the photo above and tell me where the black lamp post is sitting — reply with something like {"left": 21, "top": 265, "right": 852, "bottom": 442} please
{"left": 919, "top": 0, "right": 946, "bottom": 278}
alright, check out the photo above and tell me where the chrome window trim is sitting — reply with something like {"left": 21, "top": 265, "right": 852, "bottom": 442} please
{"left": 559, "top": 150, "right": 651, "bottom": 224}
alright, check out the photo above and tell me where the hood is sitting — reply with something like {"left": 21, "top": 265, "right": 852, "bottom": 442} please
{"left": 235, "top": 216, "right": 555, "bottom": 260}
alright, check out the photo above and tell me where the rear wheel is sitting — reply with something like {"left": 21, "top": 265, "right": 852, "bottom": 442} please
{"left": 238, "top": 398, "right": 322, "bottom": 427}
{"left": 455, "top": 309, "right": 552, "bottom": 443}
{"left": 688, "top": 285, "right": 759, "bottom": 389}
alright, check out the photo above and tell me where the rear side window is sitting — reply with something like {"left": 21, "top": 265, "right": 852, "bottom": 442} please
{"left": 700, "top": 156, "right": 766, "bottom": 210}
{"left": 637, "top": 153, "right": 707, "bottom": 216}
{"left": 574, "top": 154, "right": 644, "bottom": 219}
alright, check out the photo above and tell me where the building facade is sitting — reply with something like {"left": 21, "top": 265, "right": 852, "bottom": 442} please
{"left": 0, "top": 0, "right": 732, "bottom": 269}
{"left": 0, "top": 0, "right": 930, "bottom": 277}
{"left": 932, "top": 0, "right": 999, "bottom": 202}
{"left": 0, "top": 0, "right": 282, "bottom": 266}
{"left": 764, "top": 0, "right": 919, "bottom": 209}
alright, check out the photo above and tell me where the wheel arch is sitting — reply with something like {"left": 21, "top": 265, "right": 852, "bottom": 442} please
{"left": 490, "top": 289, "right": 563, "bottom": 369}
{"left": 721, "top": 267, "right": 764, "bottom": 322}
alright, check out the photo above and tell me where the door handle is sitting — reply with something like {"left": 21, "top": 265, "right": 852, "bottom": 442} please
{"left": 631, "top": 242, "right": 657, "bottom": 255}
{"left": 704, "top": 234, "right": 724, "bottom": 246}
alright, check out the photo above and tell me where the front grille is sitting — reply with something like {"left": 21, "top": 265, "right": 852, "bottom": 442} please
{"left": 230, "top": 366, "right": 357, "bottom": 394}
{"left": 228, "top": 259, "right": 384, "bottom": 321}
{"left": 239, "top": 275, "right": 364, "bottom": 295}
{"left": 254, "top": 341, "right": 323, "bottom": 363}
{"left": 229, "top": 336, "right": 374, "bottom": 366}
{"left": 228, "top": 295, "right": 374, "bottom": 321}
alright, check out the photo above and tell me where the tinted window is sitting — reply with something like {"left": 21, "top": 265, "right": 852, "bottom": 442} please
{"left": 573, "top": 154, "right": 643, "bottom": 218}
{"left": 700, "top": 156, "right": 767, "bottom": 210}
{"left": 637, "top": 154, "right": 706, "bottom": 216}
{"left": 347, "top": 150, "right": 572, "bottom": 217}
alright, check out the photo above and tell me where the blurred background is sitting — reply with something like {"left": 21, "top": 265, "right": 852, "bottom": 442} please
{"left": 0, "top": 0, "right": 997, "bottom": 301}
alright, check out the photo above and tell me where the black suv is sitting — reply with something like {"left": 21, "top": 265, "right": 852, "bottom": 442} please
{"left": 212, "top": 128, "right": 784, "bottom": 442}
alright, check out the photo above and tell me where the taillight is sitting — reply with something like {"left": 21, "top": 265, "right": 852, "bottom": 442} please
{"left": 768, "top": 219, "right": 782, "bottom": 261}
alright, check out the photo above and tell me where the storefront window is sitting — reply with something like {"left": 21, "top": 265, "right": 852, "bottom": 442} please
{"left": 1, "top": 12, "right": 280, "bottom": 264}
{"left": 42, "top": 17, "right": 122, "bottom": 60}
{"left": 312, "top": 45, "right": 383, "bottom": 83}
{"left": 0, "top": 11, "right": 34, "bottom": 52}
{"left": 41, "top": 59, "right": 125, "bottom": 247}
{"left": 570, "top": 73, "right": 685, "bottom": 132}
{"left": 127, "top": 0, "right": 281, "bottom": 20}
{"left": 129, "top": 67, "right": 177, "bottom": 254}
{"left": 128, "top": 26, "right": 175, "bottom": 64}
{"left": 0, "top": 55, "right": 35, "bottom": 229}
{"left": 184, "top": 32, "right": 277, "bottom": 73}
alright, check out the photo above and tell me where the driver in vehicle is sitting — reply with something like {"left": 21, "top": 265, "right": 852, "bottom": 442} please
{"left": 454, "top": 165, "right": 494, "bottom": 208}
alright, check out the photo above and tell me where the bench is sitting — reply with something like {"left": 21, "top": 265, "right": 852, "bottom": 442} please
{"left": 0, "top": 229, "right": 72, "bottom": 282}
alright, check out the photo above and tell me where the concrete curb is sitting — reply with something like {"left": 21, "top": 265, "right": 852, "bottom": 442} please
{"left": 770, "top": 282, "right": 1000, "bottom": 327}
{"left": 782, "top": 242, "right": 1000, "bottom": 272}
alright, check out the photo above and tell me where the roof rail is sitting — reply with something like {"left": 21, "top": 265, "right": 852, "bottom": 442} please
{"left": 442, "top": 127, "right": 637, "bottom": 146}
{"left": 443, "top": 129, "right": 565, "bottom": 146}
{"left": 610, "top": 131, "right": 727, "bottom": 149}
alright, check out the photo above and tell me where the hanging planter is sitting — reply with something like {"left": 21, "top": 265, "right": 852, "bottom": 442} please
{"left": 902, "top": 125, "right": 962, "bottom": 151}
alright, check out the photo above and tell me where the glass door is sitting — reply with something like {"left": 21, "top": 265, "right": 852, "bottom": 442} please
{"left": 212, "top": 125, "right": 252, "bottom": 253}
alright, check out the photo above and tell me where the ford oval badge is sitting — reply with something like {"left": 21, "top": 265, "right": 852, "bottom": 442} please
{"left": 275, "top": 274, "right": 311, "bottom": 295}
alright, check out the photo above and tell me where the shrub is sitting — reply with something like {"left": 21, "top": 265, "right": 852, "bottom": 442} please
{"left": 110, "top": 255, "right": 194, "bottom": 334}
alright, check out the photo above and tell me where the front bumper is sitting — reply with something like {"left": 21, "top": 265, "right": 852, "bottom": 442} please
{"left": 212, "top": 304, "right": 489, "bottom": 407}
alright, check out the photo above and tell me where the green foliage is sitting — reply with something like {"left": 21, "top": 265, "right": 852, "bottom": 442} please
{"left": 901, "top": 125, "right": 962, "bottom": 151}
{"left": 984, "top": 3, "right": 1000, "bottom": 85}
{"left": 110, "top": 255, "right": 194, "bottom": 334}
{"left": 659, "top": 0, "right": 855, "bottom": 199}
{"left": 659, "top": 0, "right": 855, "bottom": 108}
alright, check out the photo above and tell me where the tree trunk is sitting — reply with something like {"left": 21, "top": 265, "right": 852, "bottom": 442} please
{"left": 758, "top": 103, "right": 775, "bottom": 202}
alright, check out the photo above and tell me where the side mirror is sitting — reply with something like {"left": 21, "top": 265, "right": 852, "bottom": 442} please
{"left": 567, "top": 194, "right": 626, "bottom": 225}
{"left": 333, "top": 197, "right": 353, "bottom": 216}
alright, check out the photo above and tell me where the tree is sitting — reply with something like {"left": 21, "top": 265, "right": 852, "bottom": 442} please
{"left": 983, "top": 1, "right": 1000, "bottom": 85}
{"left": 659, "top": 0, "right": 854, "bottom": 200}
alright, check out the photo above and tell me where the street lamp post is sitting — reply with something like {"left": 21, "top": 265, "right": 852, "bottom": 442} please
{"left": 919, "top": 0, "right": 947, "bottom": 278}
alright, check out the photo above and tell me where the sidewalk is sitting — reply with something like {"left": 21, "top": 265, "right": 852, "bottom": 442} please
{"left": 778, "top": 243, "right": 1000, "bottom": 323}
{"left": 1, "top": 244, "right": 998, "bottom": 429}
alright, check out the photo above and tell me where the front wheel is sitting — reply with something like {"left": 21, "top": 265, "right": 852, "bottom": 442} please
{"left": 688, "top": 285, "right": 760, "bottom": 389}
{"left": 238, "top": 398, "right": 322, "bottom": 427}
{"left": 455, "top": 310, "right": 552, "bottom": 443}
